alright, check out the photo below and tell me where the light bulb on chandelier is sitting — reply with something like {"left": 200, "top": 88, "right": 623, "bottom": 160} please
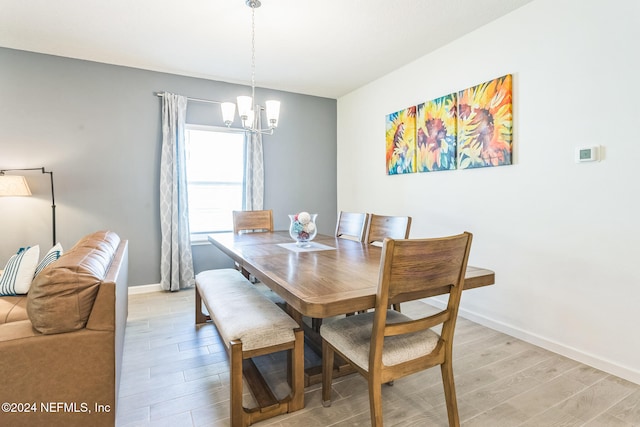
{"left": 221, "top": 0, "right": 280, "bottom": 135}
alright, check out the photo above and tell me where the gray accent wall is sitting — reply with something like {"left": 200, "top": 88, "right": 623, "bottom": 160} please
{"left": 0, "top": 47, "right": 337, "bottom": 286}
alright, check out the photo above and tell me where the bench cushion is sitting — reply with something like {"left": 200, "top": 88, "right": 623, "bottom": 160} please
{"left": 196, "top": 269, "right": 298, "bottom": 351}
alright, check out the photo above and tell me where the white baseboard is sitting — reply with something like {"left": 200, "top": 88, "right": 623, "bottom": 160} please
{"left": 128, "top": 283, "right": 163, "bottom": 295}
{"left": 424, "top": 298, "right": 640, "bottom": 386}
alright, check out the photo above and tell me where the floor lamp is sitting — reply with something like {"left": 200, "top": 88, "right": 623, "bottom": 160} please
{"left": 0, "top": 167, "right": 56, "bottom": 246}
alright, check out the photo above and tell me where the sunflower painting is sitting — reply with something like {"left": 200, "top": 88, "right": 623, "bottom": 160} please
{"left": 416, "top": 93, "right": 457, "bottom": 172}
{"left": 457, "top": 74, "right": 513, "bottom": 169}
{"left": 385, "top": 106, "right": 416, "bottom": 175}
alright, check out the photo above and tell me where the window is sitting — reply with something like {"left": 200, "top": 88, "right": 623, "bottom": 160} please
{"left": 185, "top": 125, "right": 244, "bottom": 237}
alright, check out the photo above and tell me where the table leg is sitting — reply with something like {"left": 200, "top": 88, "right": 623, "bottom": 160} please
{"left": 280, "top": 306, "right": 356, "bottom": 386}
{"left": 299, "top": 317, "right": 355, "bottom": 386}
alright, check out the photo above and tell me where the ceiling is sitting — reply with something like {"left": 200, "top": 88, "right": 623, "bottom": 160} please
{"left": 0, "top": 0, "right": 533, "bottom": 99}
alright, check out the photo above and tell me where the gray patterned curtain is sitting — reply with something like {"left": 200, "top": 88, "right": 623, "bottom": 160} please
{"left": 243, "top": 108, "right": 264, "bottom": 210}
{"left": 159, "top": 93, "right": 195, "bottom": 291}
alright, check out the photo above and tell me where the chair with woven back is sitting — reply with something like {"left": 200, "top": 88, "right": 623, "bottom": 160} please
{"left": 232, "top": 210, "right": 273, "bottom": 279}
{"left": 335, "top": 211, "right": 369, "bottom": 242}
{"left": 365, "top": 214, "right": 411, "bottom": 312}
{"left": 320, "top": 232, "right": 473, "bottom": 427}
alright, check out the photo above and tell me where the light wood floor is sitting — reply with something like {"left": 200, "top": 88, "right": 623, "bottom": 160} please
{"left": 116, "top": 288, "right": 640, "bottom": 426}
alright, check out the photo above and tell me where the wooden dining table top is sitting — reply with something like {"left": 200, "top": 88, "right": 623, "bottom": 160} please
{"left": 208, "top": 231, "right": 495, "bottom": 319}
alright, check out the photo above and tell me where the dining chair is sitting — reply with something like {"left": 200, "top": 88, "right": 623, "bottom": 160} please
{"left": 232, "top": 210, "right": 273, "bottom": 279}
{"left": 365, "top": 213, "right": 411, "bottom": 245}
{"left": 306, "top": 211, "right": 371, "bottom": 332}
{"left": 335, "top": 211, "right": 369, "bottom": 242}
{"left": 320, "top": 232, "right": 472, "bottom": 427}
{"left": 365, "top": 214, "right": 411, "bottom": 312}
{"left": 232, "top": 209, "right": 273, "bottom": 234}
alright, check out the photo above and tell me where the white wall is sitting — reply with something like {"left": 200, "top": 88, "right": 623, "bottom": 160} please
{"left": 337, "top": 0, "right": 640, "bottom": 384}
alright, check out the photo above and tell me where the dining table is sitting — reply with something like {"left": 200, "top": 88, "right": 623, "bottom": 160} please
{"left": 208, "top": 230, "right": 495, "bottom": 385}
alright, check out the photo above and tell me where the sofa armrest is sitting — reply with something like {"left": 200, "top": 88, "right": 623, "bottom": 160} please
{"left": 86, "top": 240, "right": 128, "bottom": 332}
{"left": 86, "top": 282, "right": 115, "bottom": 332}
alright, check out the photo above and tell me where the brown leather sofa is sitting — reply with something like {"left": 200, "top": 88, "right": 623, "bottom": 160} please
{"left": 0, "top": 230, "right": 128, "bottom": 427}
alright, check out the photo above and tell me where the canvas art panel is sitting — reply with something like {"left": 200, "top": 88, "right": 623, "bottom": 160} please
{"left": 457, "top": 74, "right": 513, "bottom": 169}
{"left": 385, "top": 106, "right": 416, "bottom": 175}
{"left": 416, "top": 93, "right": 457, "bottom": 172}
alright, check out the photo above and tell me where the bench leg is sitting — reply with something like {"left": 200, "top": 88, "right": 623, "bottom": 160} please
{"left": 230, "top": 341, "right": 245, "bottom": 427}
{"left": 289, "top": 329, "right": 305, "bottom": 412}
{"left": 195, "top": 286, "right": 210, "bottom": 325}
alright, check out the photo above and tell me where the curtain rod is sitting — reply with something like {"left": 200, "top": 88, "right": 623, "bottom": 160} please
{"left": 155, "top": 92, "right": 223, "bottom": 105}
{"left": 155, "top": 92, "right": 266, "bottom": 110}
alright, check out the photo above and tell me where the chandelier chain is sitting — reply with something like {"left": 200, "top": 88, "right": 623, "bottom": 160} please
{"left": 251, "top": 5, "right": 256, "bottom": 106}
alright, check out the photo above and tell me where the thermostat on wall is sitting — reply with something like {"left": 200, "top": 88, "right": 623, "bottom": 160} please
{"left": 575, "top": 145, "right": 600, "bottom": 163}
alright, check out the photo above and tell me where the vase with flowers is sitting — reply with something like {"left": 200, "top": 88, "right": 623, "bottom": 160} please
{"left": 288, "top": 211, "right": 318, "bottom": 247}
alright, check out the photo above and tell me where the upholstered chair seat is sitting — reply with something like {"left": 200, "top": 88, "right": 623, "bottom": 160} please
{"left": 320, "top": 310, "right": 439, "bottom": 370}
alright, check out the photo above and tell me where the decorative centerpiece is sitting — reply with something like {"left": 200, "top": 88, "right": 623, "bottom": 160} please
{"left": 288, "top": 211, "right": 318, "bottom": 247}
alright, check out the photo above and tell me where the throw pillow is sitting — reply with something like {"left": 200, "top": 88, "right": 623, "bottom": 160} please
{"left": 33, "top": 242, "right": 63, "bottom": 278}
{"left": 0, "top": 245, "right": 40, "bottom": 295}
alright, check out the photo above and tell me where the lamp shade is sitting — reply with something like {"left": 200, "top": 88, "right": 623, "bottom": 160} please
{"left": 242, "top": 109, "right": 255, "bottom": 129}
{"left": 0, "top": 175, "right": 32, "bottom": 196}
{"left": 236, "top": 96, "right": 253, "bottom": 119}
{"left": 221, "top": 102, "right": 236, "bottom": 126}
{"left": 265, "top": 100, "right": 280, "bottom": 128}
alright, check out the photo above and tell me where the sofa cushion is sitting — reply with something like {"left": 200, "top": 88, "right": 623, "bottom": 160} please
{"left": 0, "top": 296, "right": 29, "bottom": 324}
{"left": 0, "top": 246, "right": 40, "bottom": 295}
{"left": 27, "top": 231, "right": 120, "bottom": 335}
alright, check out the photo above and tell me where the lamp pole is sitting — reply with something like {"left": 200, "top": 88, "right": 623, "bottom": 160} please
{"left": 0, "top": 167, "right": 56, "bottom": 246}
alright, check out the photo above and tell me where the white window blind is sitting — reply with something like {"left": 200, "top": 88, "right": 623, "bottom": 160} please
{"left": 185, "top": 126, "right": 244, "bottom": 236}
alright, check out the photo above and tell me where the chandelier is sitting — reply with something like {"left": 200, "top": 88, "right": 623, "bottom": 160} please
{"left": 221, "top": 0, "right": 280, "bottom": 135}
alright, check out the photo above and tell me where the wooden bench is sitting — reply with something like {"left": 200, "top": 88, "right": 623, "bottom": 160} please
{"left": 195, "top": 269, "right": 304, "bottom": 426}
